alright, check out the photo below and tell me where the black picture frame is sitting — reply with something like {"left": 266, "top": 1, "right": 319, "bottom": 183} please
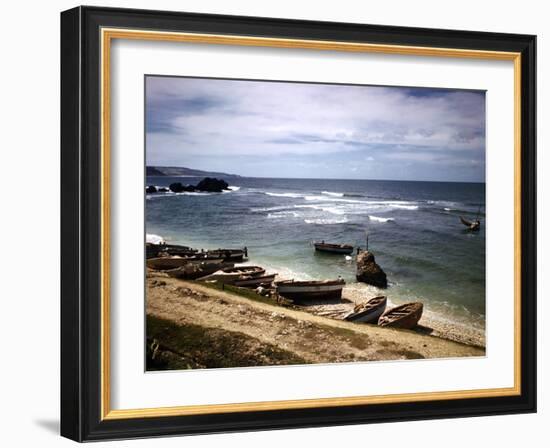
{"left": 61, "top": 5, "right": 536, "bottom": 442}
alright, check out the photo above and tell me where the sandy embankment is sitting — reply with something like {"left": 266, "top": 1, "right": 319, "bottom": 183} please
{"left": 146, "top": 271, "right": 484, "bottom": 369}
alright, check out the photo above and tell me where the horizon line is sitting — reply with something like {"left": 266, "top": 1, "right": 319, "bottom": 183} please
{"left": 147, "top": 166, "right": 485, "bottom": 184}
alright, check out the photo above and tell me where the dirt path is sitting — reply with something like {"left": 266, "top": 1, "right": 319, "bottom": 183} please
{"left": 146, "top": 271, "right": 484, "bottom": 365}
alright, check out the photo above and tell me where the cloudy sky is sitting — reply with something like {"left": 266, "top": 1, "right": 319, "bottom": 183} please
{"left": 145, "top": 76, "right": 486, "bottom": 182}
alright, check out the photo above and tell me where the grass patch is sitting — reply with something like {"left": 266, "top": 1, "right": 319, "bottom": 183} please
{"left": 194, "top": 280, "right": 277, "bottom": 305}
{"left": 147, "top": 314, "right": 307, "bottom": 370}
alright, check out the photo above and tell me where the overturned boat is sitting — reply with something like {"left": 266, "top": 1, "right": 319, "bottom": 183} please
{"left": 378, "top": 302, "right": 423, "bottom": 329}
{"left": 275, "top": 279, "right": 345, "bottom": 302}
{"left": 314, "top": 242, "right": 354, "bottom": 255}
{"left": 344, "top": 296, "right": 387, "bottom": 324}
{"left": 197, "top": 266, "right": 266, "bottom": 283}
{"left": 166, "top": 261, "right": 234, "bottom": 280}
{"left": 460, "top": 216, "right": 481, "bottom": 232}
{"left": 234, "top": 273, "right": 277, "bottom": 288}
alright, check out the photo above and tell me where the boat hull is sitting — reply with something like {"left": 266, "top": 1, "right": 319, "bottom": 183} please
{"left": 314, "top": 243, "right": 354, "bottom": 255}
{"left": 378, "top": 302, "right": 423, "bottom": 329}
{"left": 276, "top": 281, "right": 345, "bottom": 302}
{"left": 345, "top": 297, "right": 387, "bottom": 323}
{"left": 234, "top": 274, "right": 276, "bottom": 288}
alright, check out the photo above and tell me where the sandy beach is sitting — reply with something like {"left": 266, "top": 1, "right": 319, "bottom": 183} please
{"left": 146, "top": 270, "right": 484, "bottom": 370}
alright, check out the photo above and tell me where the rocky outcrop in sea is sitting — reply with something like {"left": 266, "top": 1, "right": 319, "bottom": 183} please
{"left": 356, "top": 250, "right": 388, "bottom": 288}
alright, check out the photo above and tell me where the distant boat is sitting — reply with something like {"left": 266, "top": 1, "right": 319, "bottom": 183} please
{"left": 314, "top": 242, "right": 354, "bottom": 255}
{"left": 378, "top": 302, "right": 423, "bottom": 329}
{"left": 344, "top": 296, "right": 387, "bottom": 323}
{"left": 460, "top": 216, "right": 481, "bottom": 232}
{"left": 197, "top": 266, "right": 266, "bottom": 283}
{"left": 275, "top": 279, "right": 345, "bottom": 302}
{"left": 233, "top": 273, "right": 277, "bottom": 288}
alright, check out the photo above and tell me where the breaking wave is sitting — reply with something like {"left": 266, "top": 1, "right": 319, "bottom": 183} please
{"left": 368, "top": 215, "right": 395, "bottom": 223}
{"left": 304, "top": 217, "right": 349, "bottom": 225}
{"left": 321, "top": 191, "right": 344, "bottom": 197}
{"left": 264, "top": 192, "right": 302, "bottom": 198}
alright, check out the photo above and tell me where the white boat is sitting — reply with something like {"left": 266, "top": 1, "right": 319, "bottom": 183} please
{"left": 344, "top": 296, "right": 387, "bottom": 323}
{"left": 275, "top": 279, "right": 345, "bottom": 302}
{"left": 233, "top": 273, "right": 277, "bottom": 288}
{"left": 197, "top": 266, "right": 265, "bottom": 283}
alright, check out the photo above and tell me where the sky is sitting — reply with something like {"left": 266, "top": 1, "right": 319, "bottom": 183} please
{"left": 145, "top": 76, "right": 486, "bottom": 182}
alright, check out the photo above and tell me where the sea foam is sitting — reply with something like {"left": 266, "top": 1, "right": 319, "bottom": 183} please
{"left": 368, "top": 215, "right": 395, "bottom": 223}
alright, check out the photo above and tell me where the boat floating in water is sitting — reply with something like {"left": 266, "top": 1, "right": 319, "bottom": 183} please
{"left": 378, "top": 302, "right": 423, "bottom": 329}
{"left": 344, "top": 296, "right": 387, "bottom": 323}
{"left": 275, "top": 279, "right": 345, "bottom": 302}
{"left": 460, "top": 216, "right": 481, "bottom": 232}
{"left": 314, "top": 241, "right": 354, "bottom": 255}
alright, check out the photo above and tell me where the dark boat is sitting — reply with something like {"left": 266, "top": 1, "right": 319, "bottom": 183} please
{"left": 146, "top": 256, "right": 199, "bottom": 270}
{"left": 314, "top": 242, "right": 354, "bottom": 255}
{"left": 233, "top": 273, "right": 277, "bottom": 288}
{"left": 378, "top": 302, "right": 423, "bottom": 329}
{"left": 162, "top": 245, "right": 199, "bottom": 257}
{"left": 275, "top": 279, "right": 345, "bottom": 302}
{"left": 146, "top": 243, "right": 163, "bottom": 259}
{"left": 460, "top": 216, "right": 481, "bottom": 232}
{"left": 206, "top": 248, "right": 248, "bottom": 262}
{"left": 344, "top": 296, "right": 387, "bottom": 323}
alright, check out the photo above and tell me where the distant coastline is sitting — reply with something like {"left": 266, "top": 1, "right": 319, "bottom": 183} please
{"left": 146, "top": 165, "right": 241, "bottom": 178}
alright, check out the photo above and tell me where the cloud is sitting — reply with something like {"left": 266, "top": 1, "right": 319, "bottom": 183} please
{"left": 145, "top": 76, "right": 486, "bottom": 182}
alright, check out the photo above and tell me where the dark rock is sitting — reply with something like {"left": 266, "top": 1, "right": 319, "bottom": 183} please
{"left": 356, "top": 250, "right": 387, "bottom": 288}
{"left": 169, "top": 182, "right": 196, "bottom": 193}
{"left": 158, "top": 187, "right": 169, "bottom": 193}
{"left": 195, "top": 177, "right": 229, "bottom": 192}
{"left": 146, "top": 185, "right": 157, "bottom": 194}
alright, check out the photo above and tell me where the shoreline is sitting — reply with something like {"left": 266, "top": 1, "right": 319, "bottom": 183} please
{"left": 145, "top": 235, "right": 486, "bottom": 349}
{"left": 146, "top": 270, "right": 485, "bottom": 370}
{"left": 237, "top": 261, "right": 486, "bottom": 349}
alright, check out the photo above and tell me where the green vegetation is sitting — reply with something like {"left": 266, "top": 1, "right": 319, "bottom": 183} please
{"left": 146, "top": 315, "right": 307, "bottom": 370}
{"left": 195, "top": 281, "right": 277, "bottom": 305}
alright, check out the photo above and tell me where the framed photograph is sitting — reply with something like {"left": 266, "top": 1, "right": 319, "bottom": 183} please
{"left": 60, "top": 6, "right": 536, "bottom": 441}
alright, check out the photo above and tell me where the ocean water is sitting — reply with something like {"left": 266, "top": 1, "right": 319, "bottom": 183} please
{"left": 146, "top": 177, "right": 486, "bottom": 330}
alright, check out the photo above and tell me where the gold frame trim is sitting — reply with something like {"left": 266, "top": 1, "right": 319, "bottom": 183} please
{"left": 100, "top": 28, "right": 522, "bottom": 420}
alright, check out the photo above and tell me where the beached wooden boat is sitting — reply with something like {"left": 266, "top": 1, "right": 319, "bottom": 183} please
{"left": 163, "top": 247, "right": 199, "bottom": 257}
{"left": 147, "top": 256, "right": 197, "bottom": 270}
{"left": 207, "top": 248, "right": 248, "bottom": 262}
{"left": 460, "top": 216, "right": 481, "bottom": 231}
{"left": 233, "top": 273, "right": 277, "bottom": 288}
{"left": 146, "top": 243, "right": 163, "bottom": 259}
{"left": 196, "top": 266, "right": 266, "bottom": 283}
{"left": 314, "top": 242, "right": 354, "bottom": 255}
{"left": 166, "top": 261, "right": 234, "bottom": 280}
{"left": 378, "top": 302, "right": 423, "bottom": 329}
{"left": 275, "top": 279, "right": 345, "bottom": 302}
{"left": 344, "top": 296, "right": 387, "bottom": 323}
